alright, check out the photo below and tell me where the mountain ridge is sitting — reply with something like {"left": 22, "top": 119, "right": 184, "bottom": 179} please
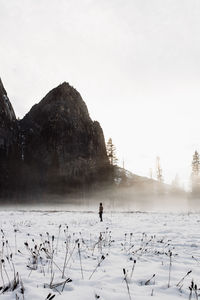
{"left": 0, "top": 78, "right": 111, "bottom": 198}
{"left": 0, "top": 77, "right": 184, "bottom": 201}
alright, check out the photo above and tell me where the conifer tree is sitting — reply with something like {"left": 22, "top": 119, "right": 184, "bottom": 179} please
{"left": 191, "top": 150, "right": 200, "bottom": 194}
{"left": 106, "top": 138, "right": 118, "bottom": 166}
{"left": 192, "top": 150, "right": 200, "bottom": 177}
{"left": 156, "top": 156, "right": 163, "bottom": 183}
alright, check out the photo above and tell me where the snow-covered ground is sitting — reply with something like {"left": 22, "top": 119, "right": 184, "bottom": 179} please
{"left": 0, "top": 210, "right": 200, "bottom": 300}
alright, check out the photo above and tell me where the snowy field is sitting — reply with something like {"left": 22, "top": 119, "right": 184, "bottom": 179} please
{"left": 0, "top": 210, "right": 200, "bottom": 300}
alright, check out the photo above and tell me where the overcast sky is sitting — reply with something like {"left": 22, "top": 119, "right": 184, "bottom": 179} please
{"left": 1, "top": 0, "right": 200, "bottom": 189}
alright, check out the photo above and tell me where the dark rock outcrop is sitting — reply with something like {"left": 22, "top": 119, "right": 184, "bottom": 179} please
{"left": 20, "top": 82, "right": 109, "bottom": 193}
{"left": 0, "top": 78, "right": 16, "bottom": 147}
{"left": 0, "top": 78, "right": 20, "bottom": 195}
{"left": 0, "top": 79, "right": 110, "bottom": 197}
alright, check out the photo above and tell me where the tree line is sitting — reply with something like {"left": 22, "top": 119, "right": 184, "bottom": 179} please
{"left": 106, "top": 138, "right": 200, "bottom": 195}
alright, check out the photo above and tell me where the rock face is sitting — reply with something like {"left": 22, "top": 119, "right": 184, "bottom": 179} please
{"left": 0, "top": 79, "right": 110, "bottom": 197}
{"left": 20, "top": 82, "right": 109, "bottom": 193}
{"left": 0, "top": 78, "right": 20, "bottom": 195}
{"left": 0, "top": 78, "right": 16, "bottom": 147}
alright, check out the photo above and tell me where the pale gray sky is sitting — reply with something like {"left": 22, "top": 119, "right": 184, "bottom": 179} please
{"left": 1, "top": 0, "right": 200, "bottom": 188}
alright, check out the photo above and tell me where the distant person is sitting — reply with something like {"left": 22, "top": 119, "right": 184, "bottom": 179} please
{"left": 99, "top": 202, "right": 103, "bottom": 222}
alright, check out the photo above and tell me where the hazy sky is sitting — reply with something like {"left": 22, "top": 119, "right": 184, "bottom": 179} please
{"left": 1, "top": 0, "right": 200, "bottom": 189}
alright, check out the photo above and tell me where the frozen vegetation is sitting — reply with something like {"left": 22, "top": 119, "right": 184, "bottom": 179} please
{"left": 0, "top": 210, "right": 200, "bottom": 299}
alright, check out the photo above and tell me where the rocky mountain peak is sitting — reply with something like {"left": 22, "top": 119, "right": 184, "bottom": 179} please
{"left": 22, "top": 82, "right": 90, "bottom": 128}
{"left": 18, "top": 81, "right": 109, "bottom": 194}
{"left": 0, "top": 78, "right": 7, "bottom": 95}
{"left": 0, "top": 78, "right": 111, "bottom": 197}
{"left": 0, "top": 78, "right": 16, "bottom": 124}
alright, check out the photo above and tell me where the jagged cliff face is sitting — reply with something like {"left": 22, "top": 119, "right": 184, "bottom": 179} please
{"left": 0, "top": 78, "right": 16, "bottom": 121}
{"left": 0, "top": 79, "right": 20, "bottom": 194}
{"left": 0, "top": 79, "right": 110, "bottom": 196}
{"left": 0, "top": 78, "right": 16, "bottom": 147}
{"left": 20, "top": 82, "right": 109, "bottom": 192}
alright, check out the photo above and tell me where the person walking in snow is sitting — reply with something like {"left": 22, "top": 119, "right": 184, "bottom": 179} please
{"left": 99, "top": 202, "right": 103, "bottom": 222}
